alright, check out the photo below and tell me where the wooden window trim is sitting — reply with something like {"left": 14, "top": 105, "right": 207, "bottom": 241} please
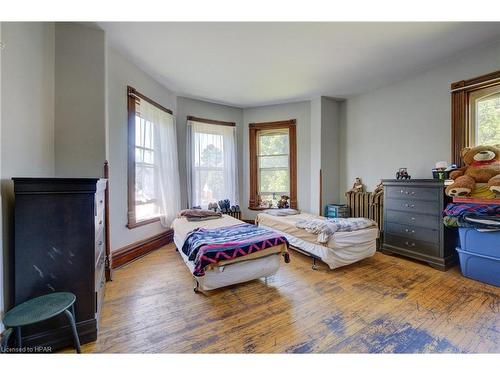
{"left": 127, "top": 85, "right": 172, "bottom": 229}
{"left": 451, "top": 70, "right": 500, "bottom": 166}
{"left": 248, "top": 119, "right": 297, "bottom": 210}
{"left": 187, "top": 115, "right": 235, "bottom": 127}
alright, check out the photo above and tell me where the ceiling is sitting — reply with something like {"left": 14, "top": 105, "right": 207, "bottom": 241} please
{"left": 98, "top": 22, "right": 500, "bottom": 107}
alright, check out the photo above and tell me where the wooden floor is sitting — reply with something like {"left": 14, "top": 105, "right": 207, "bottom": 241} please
{"left": 68, "top": 244, "right": 500, "bottom": 353}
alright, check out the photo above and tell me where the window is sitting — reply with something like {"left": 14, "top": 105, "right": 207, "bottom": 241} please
{"left": 249, "top": 119, "right": 297, "bottom": 209}
{"left": 187, "top": 116, "right": 238, "bottom": 208}
{"left": 470, "top": 85, "right": 500, "bottom": 146}
{"left": 127, "top": 86, "right": 181, "bottom": 228}
{"left": 451, "top": 70, "right": 500, "bottom": 166}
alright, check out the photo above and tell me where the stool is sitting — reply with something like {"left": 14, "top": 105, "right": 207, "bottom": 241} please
{"left": 2, "top": 292, "right": 81, "bottom": 353}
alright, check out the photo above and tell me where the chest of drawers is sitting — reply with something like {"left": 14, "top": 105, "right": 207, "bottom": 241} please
{"left": 381, "top": 179, "right": 458, "bottom": 270}
{"left": 12, "top": 177, "right": 107, "bottom": 350}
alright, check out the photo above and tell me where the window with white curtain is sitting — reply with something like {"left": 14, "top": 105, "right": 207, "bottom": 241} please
{"left": 127, "top": 86, "right": 181, "bottom": 228}
{"left": 187, "top": 118, "right": 238, "bottom": 208}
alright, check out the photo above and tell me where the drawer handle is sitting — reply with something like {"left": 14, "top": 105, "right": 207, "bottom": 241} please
{"left": 404, "top": 241, "right": 416, "bottom": 247}
{"left": 404, "top": 229, "right": 416, "bottom": 234}
{"left": 98, "top": 241, "right": 103, "bottom": 246}
{"left": 99, "top": 200, "right": 103, "bottom": 204}
{"left": 404, "top": 203, "right": 415, "bottom": 208}
{"left": 410, "top": 217, "right": 415, "bottom": 221}
{"left": 410, "top": 191, "right": 415, "bottom": 195}
{"left": 99, "top": 220, "right": 103, "bottom": 225}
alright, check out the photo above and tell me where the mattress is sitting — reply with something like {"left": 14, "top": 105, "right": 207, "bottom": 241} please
{"left": 257, "top": 212, "right": 378, "bottom": 269}
{"left": 171, "top": 215, "right": 286, "bottom": 291}
{"left": 174, "top": 234, "right": 281, "bottom": 291}
{"left": 256, "top": 213, "right": 378, "bottom": 248}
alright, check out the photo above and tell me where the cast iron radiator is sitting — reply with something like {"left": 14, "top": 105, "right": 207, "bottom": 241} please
{"left": 345, "top": 191, "right": 384, "bottom": 234}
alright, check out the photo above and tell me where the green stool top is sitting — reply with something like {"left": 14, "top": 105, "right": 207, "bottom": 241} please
{"left": 3, "top": 292, "right": 76, "bottom": 328}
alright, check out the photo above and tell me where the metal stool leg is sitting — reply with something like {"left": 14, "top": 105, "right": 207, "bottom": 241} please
{"left": 64, "top": 308, "right": 81, "bottom": 353}
{"left": 16, "top": 326, "right": 22, "bottom": 350}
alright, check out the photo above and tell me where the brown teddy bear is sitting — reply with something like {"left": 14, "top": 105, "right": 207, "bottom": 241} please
{"left": 445, "top": 144, "right": 500, "bottom": 197}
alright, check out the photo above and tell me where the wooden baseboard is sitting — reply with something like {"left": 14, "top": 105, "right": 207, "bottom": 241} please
{"left": 112, "top": 230, "right": 173, "bottom": 269}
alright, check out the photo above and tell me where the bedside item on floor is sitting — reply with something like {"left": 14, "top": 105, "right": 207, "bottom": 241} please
{"left": 349, "top": 177, "right": 364, "bottom": 193}
{"left": 445, "top": 145, "right": 500, "bottom": 198}
{"left": 12, "top": 178, "right": 106, "bottom": 351}
{"left": 396, "top": 168, "right": 411, "bottom": 180}
{"left": 381, "top": 179, "right": 458, "bottom": 270}
{"left": 2, "top": 292, "right": 81, "bottom": 353}
{"left": 456, "top": 228, "right": 500, "bottom": 287}
{"left": 277, "top": 195, "right": 290, "bottom": 209}
{"left": 324, "top": 204, "right": 349, "bottom": 218}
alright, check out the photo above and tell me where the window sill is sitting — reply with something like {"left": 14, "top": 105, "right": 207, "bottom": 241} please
{"left": 127, "top": 217, "right": 160, "bottom": 229}
{"left": 248, "top": 206, "right": 274, "bottom": 211}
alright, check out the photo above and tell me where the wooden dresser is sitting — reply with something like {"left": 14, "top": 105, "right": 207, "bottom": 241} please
{"left": 381, "top": 179, "right": 458, "bottom": 270}
{"left": 12, "top": 178, "right": 107, "bottom": 350}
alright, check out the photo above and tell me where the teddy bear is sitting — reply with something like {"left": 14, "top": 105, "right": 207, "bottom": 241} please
{"left": 277, "top": 195, "right": 290, "bottom": 209}
{"left": 445, "top": 144, "right": 500, "bottom": 197}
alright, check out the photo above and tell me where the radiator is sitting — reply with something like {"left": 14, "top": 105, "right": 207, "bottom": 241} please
{"left": 345, "top": 191, "right": 384, "bottom": 233}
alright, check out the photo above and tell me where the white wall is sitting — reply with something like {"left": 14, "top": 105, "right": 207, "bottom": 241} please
{"left": 1, "top": 22, "right": 55, "bottom": 314}
{"left": 340, "top": 39, "right": 500, "bottom": 193}
{"left": 54, "top": 23, "right": 106, "bottom": 177}
{"left": 242, "top": 101, "right": 312, "bottom": 219}
{"left": 320, "top": 97, "right": 341, "bottom": 208}
{"left": 107, "top": 47, "right": 177, "bottom": 251}
{"left": 176, "top": 97, "right": 244, "bottom": 209}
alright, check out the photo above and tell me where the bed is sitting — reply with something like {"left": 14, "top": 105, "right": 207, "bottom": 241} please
{"left": 256, "top": 212, "right": 378, "bottom": 270}
{"left": 172, "top": 215, "right": 289, "bottom": 292}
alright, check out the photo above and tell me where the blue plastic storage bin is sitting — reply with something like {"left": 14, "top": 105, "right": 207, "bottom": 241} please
{"left": 458, "top": 228, "right": 500, "bottom": 257}
{"left": 456, "top": 247, "right": 500, "bottom": 287}
{"left": 324, "top": 204, "right": 348, "bottom": 218}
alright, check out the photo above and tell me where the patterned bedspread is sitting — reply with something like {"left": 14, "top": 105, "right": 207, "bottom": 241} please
{"left": 182, "top": 223, "right": 289, "bottom": 276}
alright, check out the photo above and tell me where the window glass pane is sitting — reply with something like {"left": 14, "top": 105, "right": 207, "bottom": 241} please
{"left": 258, "top": 131, "right": 289, "bottom": 156}
{"left": 193, "top": 168, "right": 224, "bottom": 208}
{"left": 259, "top": 193, "right": 281, "bottom": 209}
{"left": 136, "top": 202, "right": 158, "bottom": 222}
{"left": 258, "top": 155, "right": 288, "bottom": 169}
{"left": 194, "top": 132, "right": 224, "bottom": 168}
{"left": 135, "top": 165, "right": 155, "bottom": 204}
{"left": 259, "top": 169, "right": 289, "bottom": 194}
{"left": 476, "top": 93, "right": 500, "bottom": 146}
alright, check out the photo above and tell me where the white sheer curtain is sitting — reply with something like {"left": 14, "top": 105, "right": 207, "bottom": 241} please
{"left": 187, "top": 120, "right": 239, "bottom": 208}
{"left": 139, "top": 99, "right": 181, "bottom": 227}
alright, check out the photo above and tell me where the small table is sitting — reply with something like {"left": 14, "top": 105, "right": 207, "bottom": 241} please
{"left": 2, "top": 292, "right": 81, "bottom": 353}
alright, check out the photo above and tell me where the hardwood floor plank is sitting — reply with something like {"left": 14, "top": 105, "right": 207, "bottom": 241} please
{"left": 60, "top": 244, "right": 500, "bottom": 353}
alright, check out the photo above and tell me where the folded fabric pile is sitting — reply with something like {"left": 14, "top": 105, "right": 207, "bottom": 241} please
{"left": 443, "top": 203, "right": 500, "bottom": 230}
{"left": 178, "top": 209, "right": 222, "bottom": 222}
{"left": 296, "top": 217, "right": 376, "bottom": 244}
{"left": 264, "top": 208, "right": 300, "bottom": 216}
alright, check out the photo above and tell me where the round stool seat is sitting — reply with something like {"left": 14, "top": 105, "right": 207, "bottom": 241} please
{"left": 3, "top": 292, "right": 76, "bottom": 327}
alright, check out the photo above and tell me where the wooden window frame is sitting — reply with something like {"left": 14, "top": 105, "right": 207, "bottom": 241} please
{"left": 127, "top": 85, "right": 173, "bottom": 229}
{"left": 451, "top": 70, "right": 500, "bottom": 166}
{"left": 248, "top": 119, "right": 297, "bottom": 210}
{"left": 187, "top": 115, "right": 235, "bottom": 127}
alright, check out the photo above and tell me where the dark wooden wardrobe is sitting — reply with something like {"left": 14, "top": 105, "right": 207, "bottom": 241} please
{"left": 11, "top": 178, "right": 107, "bottom": 351}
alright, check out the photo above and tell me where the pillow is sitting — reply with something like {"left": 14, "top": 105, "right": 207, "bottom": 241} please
{"left": 178, "top": 209, "right": 222, "bottom": 218}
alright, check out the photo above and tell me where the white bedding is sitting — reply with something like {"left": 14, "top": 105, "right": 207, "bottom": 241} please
{"left": 257, "top": 212, "right": 378, "bottom": 269}
{"left": 171, "top": 215, "right": 284, "bottom": 291}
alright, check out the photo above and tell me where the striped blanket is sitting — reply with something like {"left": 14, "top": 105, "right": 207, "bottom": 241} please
{"left": 182, "top": 223, "right": 289, "bottom": 276}
{"left": 296, "top": 217, "right": 376, "bottom": 244}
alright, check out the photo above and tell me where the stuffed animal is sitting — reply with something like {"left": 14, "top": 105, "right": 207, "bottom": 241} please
{"left": 277, "top": 195, "right": 290, "bottom": 209}
{"left": 350, "top": 177, "right": 364, "bottom": 193}
{"left": 445, "top": 144, "right": 500, "bottom": 197}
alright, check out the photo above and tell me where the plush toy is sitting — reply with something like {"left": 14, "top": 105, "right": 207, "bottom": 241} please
{"left": 445, "top": 144, "right": 500, "bottom": 197}
{"left": 277, "top": 195, "right": 290, "bottom": 209}
{"left": 350, "top": 177, "right": 364, "bottom": 193}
